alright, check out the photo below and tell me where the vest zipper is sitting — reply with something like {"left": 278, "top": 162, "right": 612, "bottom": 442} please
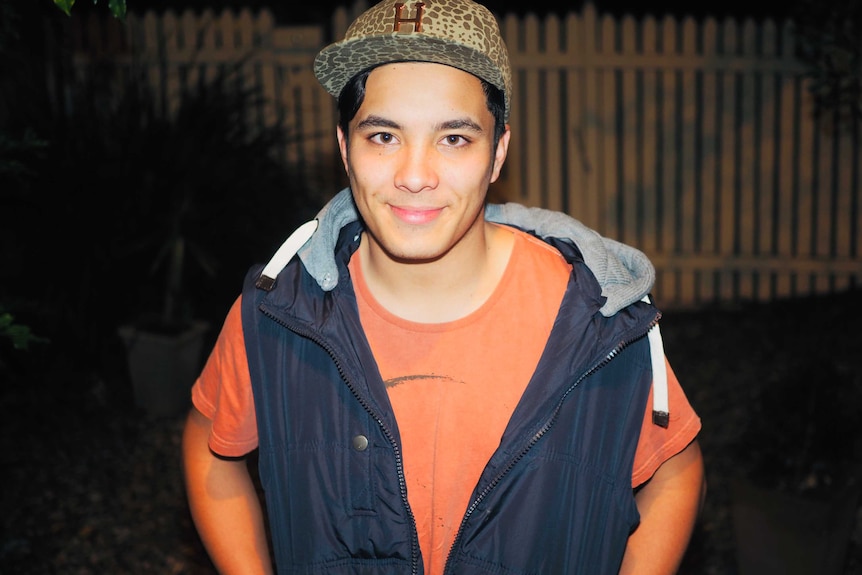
{"left": 442, "top": 311, "right": 661, "bottom": 573}
{"left": 262, "top": 309, "right": 421, "bottom": 575}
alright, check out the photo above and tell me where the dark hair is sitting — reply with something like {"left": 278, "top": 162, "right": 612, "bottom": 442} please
{"left": 337, "top": 66, "right": 507, "bottom": 147}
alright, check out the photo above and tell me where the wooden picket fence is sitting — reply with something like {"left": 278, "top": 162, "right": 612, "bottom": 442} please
{"left": 60, "top": 2, "right": 862, "bottom": 309}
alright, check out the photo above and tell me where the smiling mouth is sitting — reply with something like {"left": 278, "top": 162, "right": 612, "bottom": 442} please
{"left": 390, "top": 205, "right": 444, "bottom": 225}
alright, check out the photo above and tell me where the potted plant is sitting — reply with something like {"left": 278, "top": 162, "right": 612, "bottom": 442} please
{"left": 730, "top": 357, "right": 862, "bottom": 575}
{"left": 116, "top": 68, "right": 325, "bottom": 416}
{"left": 52, "top": 62, "right": 321, "bottom": 417}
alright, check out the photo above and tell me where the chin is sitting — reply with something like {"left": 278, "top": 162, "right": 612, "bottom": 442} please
{"left": 386, "top": 247, "right": 447, "bottom": 264}
{"left": 379, "top": 237, "right": 450, "bottom": 263}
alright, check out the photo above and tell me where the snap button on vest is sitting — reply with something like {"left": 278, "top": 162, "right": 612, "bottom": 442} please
{"left": 352, "top": 435, "right": 369, "bottom": 451}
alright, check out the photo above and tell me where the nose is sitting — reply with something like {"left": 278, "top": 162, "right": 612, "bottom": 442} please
{"left": 394, "top": 143, "right": 438, "bottom": 193}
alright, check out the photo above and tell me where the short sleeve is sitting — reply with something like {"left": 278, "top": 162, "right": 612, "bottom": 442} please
{"left": 190, "top": 295, "right": 259, "bottom": 457}
{"left": 631, "top": 358, "right": 701, "bottom": 487}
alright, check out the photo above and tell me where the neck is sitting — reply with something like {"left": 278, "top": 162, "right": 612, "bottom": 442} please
{"left": 359, "top": 222, "right": 513, "bottom": 323}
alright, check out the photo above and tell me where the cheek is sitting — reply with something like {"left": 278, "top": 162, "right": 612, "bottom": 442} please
{"left": 349, "top": 166, "right": 384, "bottom": 195}
{"left": 442, "top": 165, "right": 493, "bottom": 197}
{"left": 347, "top": 147, "right": 388, "bottom": 179}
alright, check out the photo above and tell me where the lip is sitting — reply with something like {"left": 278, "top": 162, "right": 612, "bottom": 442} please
{"left": 390, "top": 205, "right": 444, "bottom": 225}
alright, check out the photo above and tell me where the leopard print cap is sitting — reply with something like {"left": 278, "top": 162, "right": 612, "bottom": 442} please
{"left": 313, "top": 0, "right": 512, "bottom": 120}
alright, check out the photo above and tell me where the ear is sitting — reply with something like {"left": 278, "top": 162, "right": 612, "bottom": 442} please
{"left": 336, "top": 126, "right": 350, "bottom": 175}
{"left": 489, "top": 125, "right": 511, "bottom": 184}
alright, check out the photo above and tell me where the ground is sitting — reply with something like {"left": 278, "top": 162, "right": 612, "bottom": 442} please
{"left": 1, "top": 288, "right": 861, "bottom": 574}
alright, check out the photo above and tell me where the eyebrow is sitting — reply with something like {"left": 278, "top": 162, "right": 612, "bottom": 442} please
{"left": 438, "top": 119, "right": 484, "bottom": 134}
{"left": 354, "top": 115, "right": 484, "bottom": 134}
{"left": 355, "top": 115, "right": 400, "bottom": 131}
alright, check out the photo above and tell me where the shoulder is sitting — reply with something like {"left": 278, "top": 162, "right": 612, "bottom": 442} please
{"left": 500, "top": 224, "right": 573, "bottom": 275}
{"left": 493, "top": 225, "right": 573, "bottom": 305}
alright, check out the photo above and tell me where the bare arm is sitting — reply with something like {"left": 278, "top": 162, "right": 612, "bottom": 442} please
{"left": 619, "top": 439, "right": 707, "bottom": 575}
{"left": 182, "top": 407, "right": 274, "bottom": 575}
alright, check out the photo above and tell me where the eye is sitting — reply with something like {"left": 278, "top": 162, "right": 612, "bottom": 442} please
{"left": 442, "top": 134, "right": 469, "bottom": 147}
{"left": 369, "top": 132, "right": 396, "bottom": 145}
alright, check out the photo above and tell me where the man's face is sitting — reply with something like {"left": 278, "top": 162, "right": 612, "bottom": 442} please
{"left": 337, "top": 62, "right": 510, "bottom": 264}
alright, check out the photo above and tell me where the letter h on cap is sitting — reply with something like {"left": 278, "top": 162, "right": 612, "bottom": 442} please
{"left": 393, "top": 2, "right": 424, "bottom": 32}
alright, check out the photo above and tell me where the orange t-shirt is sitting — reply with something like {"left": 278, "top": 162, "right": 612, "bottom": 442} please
{"left": 191, "top": 226, "right": 701, "bottom": 574}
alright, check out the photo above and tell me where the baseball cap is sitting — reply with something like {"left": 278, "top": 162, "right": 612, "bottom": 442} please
{"left": 313, "top": 0, "right": 512, "bottom": 121}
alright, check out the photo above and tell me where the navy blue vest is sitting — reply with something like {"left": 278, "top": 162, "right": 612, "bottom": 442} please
{"left": 241, "top": 222, "right": 659, "bottom": 574}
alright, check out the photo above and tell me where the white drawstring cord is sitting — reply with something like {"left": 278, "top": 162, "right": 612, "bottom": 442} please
{"left": 642, "top": 296, "right": 669, "bottom": 427}
{"left": 256, "top": 219, "right": 319, "bottom": 291}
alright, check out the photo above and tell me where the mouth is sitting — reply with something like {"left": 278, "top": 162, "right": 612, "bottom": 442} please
{"left": 390, "top": 205, "right": 444, "bottom": 225}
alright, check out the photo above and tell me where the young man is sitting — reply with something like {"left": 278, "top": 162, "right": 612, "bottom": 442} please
{"left": 182, "top": 0, "right": 706, "bottom": 573}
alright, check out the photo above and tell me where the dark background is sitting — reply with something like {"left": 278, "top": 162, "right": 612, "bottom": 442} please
{"left": 2, "top": 1, "right": 860, "bottom": 574}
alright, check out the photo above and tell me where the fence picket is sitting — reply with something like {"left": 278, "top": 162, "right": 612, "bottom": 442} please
{"left": 816, "top": 114, "right": 835, "bottom": 293}
{"left": 796, "top": 79, "right": 816, "bottom": 292}
{"left": 256, "top": 11, "right": 277, "bottom": 131}
{"left": 700, "top": 18, "right": 719, "bottom": 304}
{"left": 641, "top": 17, "right": 659, "bottom": 258}
{"left": 680, "top": 16, "right": 698, "bottom": 305}
{"left": 564, "top": 13, "right": 587, "bottom": 221}
{"left": 775, "top": 73, "right": 796, "bottom": 297}
{"left": 658, "top": 14, "right": 678, "bottom": 303}
{"left": 600, "top": 14, "right": 617, "bottom": 239}
{"left": 717, "top": 17, "right": 737, "bottom": 301}
{"left": 756, "top": 23, "right": 777, "bottom": 300}
{"left": 582, "top": 5, "right": 601, "bottom": 231}
{"left": 544, "top": 15, "right": 564, "bottom": 212}
{"left": 834, "top": 124, "right": 854, "bottom": 291}
{"left": 620, "top": 15, "right": 638, "bottom": 247}
{"left": 738, "top": 19, "right": 758, "bottom": 300}
{"left": 523, "top": 14, "right": 543, "bottom": 208}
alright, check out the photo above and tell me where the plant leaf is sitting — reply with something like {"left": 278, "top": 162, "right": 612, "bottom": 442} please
{"left": 54, "top": 0, "right": 125, "bottom": 19}
{"left": 0, "top": 313, "right": 48, "bottom": 350}
{"left": 53, "top": 0, "right": 75, "bottom": 16}
{"left": 108, "top": 0, "right": 126, "bottom": 20}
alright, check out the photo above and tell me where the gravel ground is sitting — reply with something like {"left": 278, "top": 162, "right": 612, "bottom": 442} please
{"left": 2, "top": 288, "right": 861, "bottom": 574}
